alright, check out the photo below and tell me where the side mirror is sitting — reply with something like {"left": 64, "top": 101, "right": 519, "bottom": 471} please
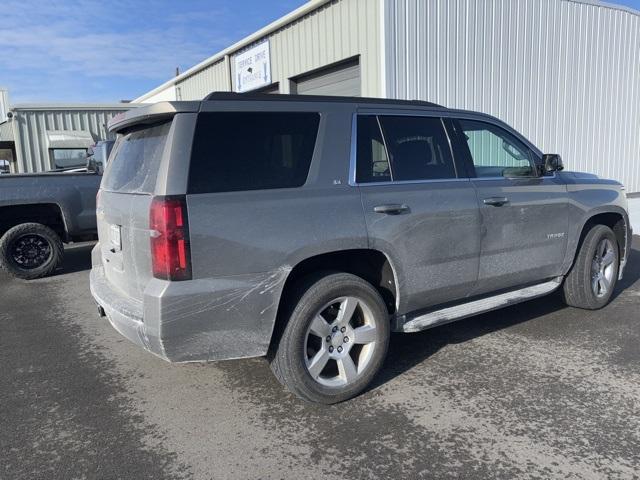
{"left": 542, "top": 154, "right": 563, "bottom": 174}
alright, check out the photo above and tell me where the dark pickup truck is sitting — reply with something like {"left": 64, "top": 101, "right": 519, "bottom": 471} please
{"left": 0, "top": 171, "right": 101, "bottom": 279}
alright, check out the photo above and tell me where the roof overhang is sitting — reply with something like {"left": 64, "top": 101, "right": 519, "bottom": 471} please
{"left": 45, "top": 130, "right": 95, "bottom": 149}
{"left": 10, "top": 103, "right": 138, "bottom": 112}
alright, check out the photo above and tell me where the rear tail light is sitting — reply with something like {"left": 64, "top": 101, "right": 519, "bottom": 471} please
{"left": 149, "top": 196, "right": 192, "bottom": 281}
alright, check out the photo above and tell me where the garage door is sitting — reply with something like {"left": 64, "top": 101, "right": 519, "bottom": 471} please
{"left": 293, "top": 59, "right": 361, "bottom": 97}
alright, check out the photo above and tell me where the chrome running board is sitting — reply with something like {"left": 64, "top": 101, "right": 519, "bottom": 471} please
{"left": 401, "top": 278, "right": 563, "bottom": 333}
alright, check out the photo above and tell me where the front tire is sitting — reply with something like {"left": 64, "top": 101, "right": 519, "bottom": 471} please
{"left": 563, "top": 224, "right": 619, "bottom": 310}
{"left": 270, "top": 272, "right": 390, "bottom": 404}
{"left": 0, "top": 223, "right": 64, "bottom": 280}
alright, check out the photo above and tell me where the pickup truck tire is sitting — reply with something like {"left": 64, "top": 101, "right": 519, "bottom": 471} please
{"left": 563, "top": 224, "right": 619, "bottom": 310}
{"left": 270, "top": 272, "right": 390, "bottom": 404}
{"left": 0, "top": 223, "right": 64, "bottom": 280}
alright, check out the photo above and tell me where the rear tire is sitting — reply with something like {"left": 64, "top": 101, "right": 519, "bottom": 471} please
{"left": 563, "top": 224, "right": 619, "bottom": 310}
{"left": 0, "top": 223, "right": 64, "bottom": 280}
{"left": 270, "top": 272, "right": 390, "bottom": 404}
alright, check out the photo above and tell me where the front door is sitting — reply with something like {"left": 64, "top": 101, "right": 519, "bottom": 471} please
{"left": 448, "top": 118, "right": 569, "bottom": 296}
{"left": 354, "top": 113, "right": 481, "bottom": 315}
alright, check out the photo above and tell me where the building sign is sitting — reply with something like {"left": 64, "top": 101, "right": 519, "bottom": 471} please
{"left": 235, "top": 41, "right": 271, "bottom": 93}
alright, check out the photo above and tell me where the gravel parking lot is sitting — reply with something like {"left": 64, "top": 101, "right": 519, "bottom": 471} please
{"left": 2, "top": 237, "right": 639, "bottom": 480}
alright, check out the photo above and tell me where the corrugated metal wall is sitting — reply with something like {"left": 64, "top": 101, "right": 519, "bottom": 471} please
{"left": 142, "top": 85, "right": 177, "bottom": 103}
{"left": 177, "top": 60, "right": 229, "bottom": 100}
{"left": 384, "top": 0, "right": 640, "bottom": 193}
{"left": 0, "top": 121, "right": 13, "bottom": 142}
{"left": 176, "top": 0, "right": 382, "bottom": 100}
{"left": 11, "top": 108, "right": 129, "bottom": 173}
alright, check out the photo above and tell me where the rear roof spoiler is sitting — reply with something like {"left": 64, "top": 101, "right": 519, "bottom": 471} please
{"left": 108, "top": 101, "right": 200, "bottom": 133}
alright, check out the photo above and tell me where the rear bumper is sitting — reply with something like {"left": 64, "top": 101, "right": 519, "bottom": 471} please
{"left": 90, "top": 266, "right": 158, "bottom": 355}
{"left": 89, "top": 251, "right": 290, "bottom": 363}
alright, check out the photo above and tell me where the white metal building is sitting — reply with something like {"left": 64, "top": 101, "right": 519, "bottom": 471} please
{"left": 0, "top": 104, "right": 133, "bottom": 173}
{"left": 134, "top": 0, "right": 640, "bottom": 193}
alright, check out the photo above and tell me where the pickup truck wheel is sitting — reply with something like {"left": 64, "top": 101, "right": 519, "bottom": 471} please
{"left": 563, "top": 224, "right": 619, "bottom": 310}
{"left": 270, "top": 272, "right": 390, "bottom": 404}
{"left": 0, "top": 223, "right": 64, "bottom": 280}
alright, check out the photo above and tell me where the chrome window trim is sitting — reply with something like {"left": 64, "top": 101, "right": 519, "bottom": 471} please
{"left": 472, "top": 172, "right": 557, "bottom": 181}
{"left": 348, "top": 113, "right": 358, "bottom": 186}
{"left": 355, "top": 178, "right": 471, "bottom": 187}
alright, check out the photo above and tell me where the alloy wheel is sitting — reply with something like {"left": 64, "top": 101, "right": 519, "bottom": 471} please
{"left": 591, "top": 238, "right": 616, "bottom": 298}
{"left": 304, "top": 296, "right": 378, "bottom": 387}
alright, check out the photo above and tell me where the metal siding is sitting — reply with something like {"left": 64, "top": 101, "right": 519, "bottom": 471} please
{"left": 177, "top": 60, "right": 229, "bottom": 100}
{"left": 12, "top": 109, "right": 129, "bottom": 173}
{"left": 0, "top": 121, "right": 13, "bottom": 141}
{"left": 385, "top": 0, "right": 640, "bottom": 193}
{"left": 175, "top": 0, "right": 381, "bottom": 100}
{"left": 142, "top": 85, "right": 177, "bottom": 103}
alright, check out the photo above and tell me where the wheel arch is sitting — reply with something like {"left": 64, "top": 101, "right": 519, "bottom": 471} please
{"left": 568, "top": 207, "right": 630, "bottom": 278}
{"left": 268, "top": 248, "right": 400, "bottom": 355}
{"left": 0, "top": 203, "right": 69, "bottom": 241}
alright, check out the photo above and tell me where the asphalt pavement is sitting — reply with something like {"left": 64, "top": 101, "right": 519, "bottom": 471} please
{"left": 1, "top": 238, "right": 639, "bottom": 480}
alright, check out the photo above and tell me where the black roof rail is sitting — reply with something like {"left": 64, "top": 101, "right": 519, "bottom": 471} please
{"left": 202, "top": 91, "right": 444, "bottom": 108}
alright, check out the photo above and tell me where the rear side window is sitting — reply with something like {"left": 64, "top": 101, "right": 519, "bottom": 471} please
{"left": 379, "top": 116, "right": 456, "bottom": 182}
{"left": 102, "top": 121, "right": 172, "bottom": 194}
{"left": 356, "top": 115, "right": 457, "bottom": 183}
{"left": 356, "top": 116, "right": 391, "bottom": 183}
{"left": 188, "top": 112, "right": 320, "bottom": 194}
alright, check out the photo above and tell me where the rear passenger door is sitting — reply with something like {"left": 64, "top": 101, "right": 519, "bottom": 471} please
{"left": 447, "top": 118, "right": 569, "bottom": 295}
{"left": 354, "top": 113, "right": 481, "bottom": 314}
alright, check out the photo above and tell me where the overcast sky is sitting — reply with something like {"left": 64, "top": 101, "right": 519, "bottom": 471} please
{"left": 1, "top": 0, "right": 638, "bottom": 104}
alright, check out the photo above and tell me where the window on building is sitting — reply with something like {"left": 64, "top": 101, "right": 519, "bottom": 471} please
{"left": 188, "top": 112, "right": 320, "bottom": 194}
{"left": 457, "top": 119, "right": 535, "bottom": 178}
{"left": 0, "top": 148, "right": 13, "bottom": 174}
{"left": 50, "top": 148, "right": 87, "bottom": 169}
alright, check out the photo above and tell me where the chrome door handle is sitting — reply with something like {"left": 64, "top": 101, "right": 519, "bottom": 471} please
{"left": 483, "top": 197, "right": 509, "bottom": 207}
{"left": 373, "top": 204, "right": 410, "bottom": 214}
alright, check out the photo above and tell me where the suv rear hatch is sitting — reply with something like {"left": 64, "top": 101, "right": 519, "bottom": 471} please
{"left": 97, "top": 119, "right": 173, "bottom": 302}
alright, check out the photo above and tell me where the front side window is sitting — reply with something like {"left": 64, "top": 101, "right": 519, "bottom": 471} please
{"left": 50, "top": 148, "right": 87, "bottom": 169}
{"left": 355, "top": 115, "right": 457, "bottom": 183}
{"left": 457, "top": 119, "right": 536, "bottom": 178}
{"left": 188, "top": 112, "right": 320, "bottom": 194}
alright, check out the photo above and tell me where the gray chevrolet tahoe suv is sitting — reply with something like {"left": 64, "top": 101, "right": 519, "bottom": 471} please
{"left": 90, "top": 93, "right": 632, "bottom": 404}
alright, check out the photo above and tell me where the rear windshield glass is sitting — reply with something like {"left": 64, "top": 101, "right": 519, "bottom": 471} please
{"left": 188, "top": 112, "right": 320, "bottom": 194}
{"left": 101, "top": 120, "right": 171, "bottom": 194}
